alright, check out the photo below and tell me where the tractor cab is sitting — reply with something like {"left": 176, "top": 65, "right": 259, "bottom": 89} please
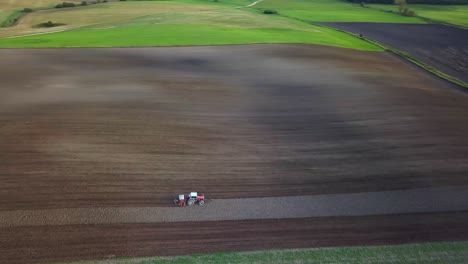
{"left": 187, "top": 192, "right": 205, "bottom": 206}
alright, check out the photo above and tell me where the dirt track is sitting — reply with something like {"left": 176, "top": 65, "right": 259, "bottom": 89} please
{"left": 1, "top": 45, "right": 468, "bottom": 210}
{"left": 1, "top": 212, "right": 468, "bottom": 264}
{"left": 321, "top": 23, "right": 468, "bottom": 83}
{"left": 2, "top": 186, "right": 468, "bottom": 227}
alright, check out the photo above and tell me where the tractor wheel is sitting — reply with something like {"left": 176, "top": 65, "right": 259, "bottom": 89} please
{"left": 187, "top": 198, "right": 195, "bottom": 206}
{"left": 199, "top": 200, "right": 205, "bottom": 205}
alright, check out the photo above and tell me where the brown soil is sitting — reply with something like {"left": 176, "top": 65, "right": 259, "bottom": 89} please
{"left": 1, "top": 211, "right": 468, "bottom": 264}
{"left": 1, "top": 45, "right": 468, "bottom": 210}
{"left": 2, "top": 187, "right": 468, "bottom": 227}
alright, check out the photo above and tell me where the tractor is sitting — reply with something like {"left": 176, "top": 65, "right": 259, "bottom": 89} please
{"left": 174, "top": 192, "right": 205, "bottom": 207}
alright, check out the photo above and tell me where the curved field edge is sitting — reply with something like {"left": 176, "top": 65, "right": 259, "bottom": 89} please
{"left": 0, "top": 0, "right": 79, "bottom": 27}
{"left": 315, "top": 23, "right": 468, "bottom": 89}
{"left": 0, "top": 24, "right": 382, "bottom": 51}
{"left": 0, "top": 10, "right": 23, "bottom": 27}
{"left": 57, "top": 241, "right": 468, "bottom": 264}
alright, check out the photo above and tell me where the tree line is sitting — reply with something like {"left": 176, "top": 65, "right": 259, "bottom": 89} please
{"left": 345, "top": 0, "right": 468, "bottom": 4}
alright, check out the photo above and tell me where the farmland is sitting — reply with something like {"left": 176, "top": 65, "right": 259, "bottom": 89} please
{"left": 254, "top": 0, "right": 425, "bottom": 23}
{"left": 1, "top": 45, "right": 468, "bottom": 263}
{"left": 0, "top": 1, "right": 381, "bottom": 50}
{"left": 0, "top": 0, "right": 81, "bottom": 27}
{"left": 321, "top": 23, "right": 468, "bottom": 83}
{"left": 0, "top": 0, "right": 67, "bottom": 19}
{"left": 2, "top": 212, "right": 468, "bottom": 263}
{"left": 1, "top": 0, "right": 468, "bottom": 263}
{"left": 370, "top": 3, "right": 468, "bottom": 27}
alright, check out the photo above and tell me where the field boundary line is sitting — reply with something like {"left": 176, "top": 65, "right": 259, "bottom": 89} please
{"left": 261, "top": 9, "right": 468, "bottom": 89}
{"left": 313, "top": 23, "right": 468, "bottom": 90}
{"left": 5, "top": 29, "right": 69, "bottom": 38}
{"left": 60, "top": 241, "right": 468, "bottom": 264}
{"left": 0, "top": 3, "right": 64, "bottom": 28}
{"left": 0, "top": 10, "right": 24, "bottom": 27}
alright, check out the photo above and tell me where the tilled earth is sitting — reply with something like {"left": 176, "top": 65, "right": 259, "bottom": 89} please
{"left": 1, "top": 44, "right": 468, "bottom": 263}
{"left": 1, "top": 44, "right": 468, "bottom": 210}
{"left": 1, "top": 212, "right": 468, "bottom": 264}
{"left": 320, "top": 23, "right": 468, "bottom": 83}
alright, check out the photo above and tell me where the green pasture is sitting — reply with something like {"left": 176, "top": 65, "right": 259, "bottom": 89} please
{"left": 59, "top": 241, "right": 468, "bottom": 264}
{"left": 370, "top": 3, "right": 468, "bottom": 27}
{"left": 254, "top": 0, "right": 426, "bottom": 23}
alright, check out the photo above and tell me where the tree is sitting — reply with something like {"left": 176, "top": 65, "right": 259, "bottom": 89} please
{"left": 395, "top": 0, "right": 407, "bottom": 12}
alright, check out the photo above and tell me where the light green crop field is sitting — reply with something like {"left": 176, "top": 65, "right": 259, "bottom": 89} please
{"left": 0, "top": 23, "right": 381, "bottom": 50}
{"left": 370, "top": 4, "right": 468, "bottom": 27}
{"left": 59, "top": 241, "right": 468, "bottom": 264}
{"left": 254, "top": 0, "right": 426, "bottom": 23}
{"left": 0, "top": 1, "right": 382, "bottom": 50}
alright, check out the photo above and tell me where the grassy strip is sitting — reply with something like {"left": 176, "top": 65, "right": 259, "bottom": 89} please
{"left": 417, "top": 16, "right": 468, "bottom": 29}
{"left": 0, "top": 10, "right": 25, "bottom": 27}
{"left": 368, "top": 5, "right": 468, "bottom": 29}
{"left": 314, "top": 23, "right": 468, "bottom": 89}
{"left": 0, "top": 1, "right": 113, "bottom": 29}
{"left": 58, "top": 241, "right": 468, "bottom": 264}
{"left": 269, "top": 9, "right": 466, "bottom": 88}
{"left": 0, "top": 5, "right": 54, "bottom": 28}
{"left": 253, "top": 0, "right": 425, "bottom": 23}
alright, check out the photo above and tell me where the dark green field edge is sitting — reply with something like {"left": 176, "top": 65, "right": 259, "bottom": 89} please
{"left": 0, "top": 10, "right": 26, "bottom": 27}
{"left": 59, "top": 241, "right": 468, "bottom": 264}
{"left": 314, "top": 23, "right": 468, "bottom": 89}
{"left": 0, "top": 5, "right": 54, "bottom": 28}
{"left": 0, "top": 2, "right": 111, "bottom": 28}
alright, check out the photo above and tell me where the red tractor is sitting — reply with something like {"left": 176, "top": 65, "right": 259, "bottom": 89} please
{"left": 174, "top": 192, "right": 205, "bottom": 207}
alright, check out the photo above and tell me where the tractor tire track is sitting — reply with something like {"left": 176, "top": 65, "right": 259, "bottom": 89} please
{"left": 1, "top": 186, "right": 468, "bottom": 227}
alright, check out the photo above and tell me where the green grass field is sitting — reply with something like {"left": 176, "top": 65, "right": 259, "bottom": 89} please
{"left": 0, "top": 23, "right": 381, "bottom": 50}
{"left": 369, "top": 4, "right": 468, "bottom": 27}
{"left": 0, "top": 1, "right": 382, "bottom": 50}
{"left": 59, "top": 241, "right": 468, "bottom": 264}
{"left": 0, "top": 0, "right": 433, "bottom": 50}
{"left": 254, "top": 0, "right": 426, "bottom": 23}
